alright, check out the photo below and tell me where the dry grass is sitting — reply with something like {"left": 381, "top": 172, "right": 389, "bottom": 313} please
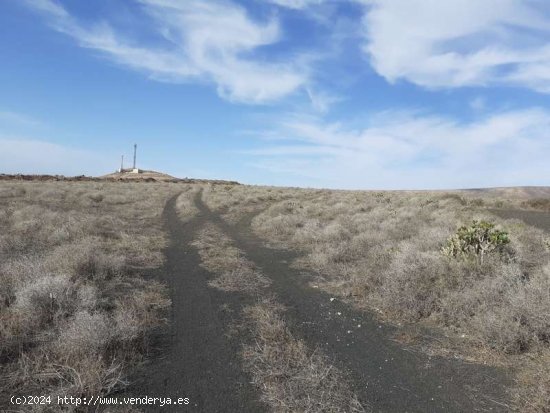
{"left": 191, "top": 222, "right": 365, "bottom": 412}
{"left": 248, "top": 189, "right": 550, "bottom": 352}
{"left": 202, "top": 184, "right": 295, "bottom": 223}
{"left": 202, "top": 185, "right": 550, "bottom": 411}
{"left": 175, "top": 185, "right": 202, "bottom": 223}
{"left": 192, "top": 223, "right": 271, "bottom": 293}
{"left": 512, "top": 350, "right": 550, "bottom": 413}
{"left": 0, "top": 181, "right": 176, "bottom": 408}
{"left": 243, "top": 298, "right": 365, "bottom": 413}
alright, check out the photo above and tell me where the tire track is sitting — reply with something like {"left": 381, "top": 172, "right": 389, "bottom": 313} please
{"left": 195, "top": 192, "right": 512, "bottom": 412}
{"left": 131, "top": 192, "right": 267, "bottom": 412}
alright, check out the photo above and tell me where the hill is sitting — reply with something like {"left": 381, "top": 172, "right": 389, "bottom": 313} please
{"left": 0, "top": 171, "right": 240, "bottom": 185}
{"left": 101, "top": 169, "right": 180, "bottom": 182}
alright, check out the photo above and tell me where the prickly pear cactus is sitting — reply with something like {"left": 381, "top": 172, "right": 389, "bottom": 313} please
{"left": 442, "top": 220, "right": 510, "bottom": 264}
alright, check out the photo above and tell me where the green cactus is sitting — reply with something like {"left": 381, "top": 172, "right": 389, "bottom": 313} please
{"left": 442, "top": 220, "right": 510, "bottom": 264}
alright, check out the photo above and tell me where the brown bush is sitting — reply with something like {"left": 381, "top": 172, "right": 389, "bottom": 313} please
{"left": 0, "top": 181, "right": 177, "bottom": 405}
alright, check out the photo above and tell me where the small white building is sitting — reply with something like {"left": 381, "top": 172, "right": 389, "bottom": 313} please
{"left": 118, "top": 144, "right": 141, "bottom": 174}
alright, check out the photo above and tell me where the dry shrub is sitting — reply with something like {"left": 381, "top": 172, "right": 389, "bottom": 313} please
{"left": 439, "top": 259, "right": 550, "bottom": 354}
{"left": 113, "top": 282, "right": 171, "bottom": 342}
{"left": 197, "top": 185, "right": 550, "bottom": 411}
{"left": 202, "top": 184, "right": 293, "bottom": 223}
{"left": 13, "top": 275, "right": 80, "bottom": 331}
{"left": 248, "top": 188, "right": 550, "bottom": 356}
{"left": 512, "top": 350, "right": 550, "bottom": 413}
{"left": 33, "top": 354, "right": 128, "bottom": 400}
{"left": 0, "top": 181, "right": 177, "bottom": 404}
{"left": 0, "top": 186, "right": 26, "bottom": 198}
{"left": 243, "top": 299, "right": 365, "bottom": 413}
{"left": 0, "top": 257, "right": 46, "bottom": 310}
{"left": 88, "top": 192, "right": 105, "bottom": 204}
{"left": 55, "top": 311, "right": 112, "bottom": 357}
{"left": 376, "top": 245, "right": 448, "bottom": 321}
{"left": 522, "top": 198, "right": 550, "bottom": 211}
{"left": 45, "top": 238, "right": 127, "bottom": 281}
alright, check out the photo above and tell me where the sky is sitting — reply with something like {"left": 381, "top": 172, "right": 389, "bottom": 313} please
{"left": 1, "top": 0, "right": 550, "bottom": 189}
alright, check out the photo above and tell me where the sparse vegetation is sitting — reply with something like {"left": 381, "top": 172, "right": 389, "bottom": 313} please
{"left": 2, "top": 179, "right": 548, "bottom": 411}
{"left": 191, "top": 222, "right": 365, "bottom": 412}
{"left": 175, "top": 184, "right": 202, "bottom": 223}
{"left": 202, "top": 185, "right": 550, "bottom": 411}
{"left": 202, "top": 184, "right": 295, "bottom": 223}
{"left": 512, "top": 350, "right": 550, "bottom": 413}
{"left": 0, "top": 181, "right": 179, "bottom": 408}
{"left": 193, "top": 223, "right": 271, "bottom": 293}
{"left": 522, "top": 198, "right": 550, "bottom": 212}
{"left": 241, "top": 189, "right": 550, "bottom": 352}
{"left": 243, "top": 298, "right": 365, "bottom": 413}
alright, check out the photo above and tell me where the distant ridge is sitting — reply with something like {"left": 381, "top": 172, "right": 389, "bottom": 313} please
{"left": 0, "top": 172, "right": 240, "bottom": 185}
{"left": 101, "top": 169, "right": 179, "bottom": 182}
{"left": 459, "top": 186, "right": 550, "bottom": 199}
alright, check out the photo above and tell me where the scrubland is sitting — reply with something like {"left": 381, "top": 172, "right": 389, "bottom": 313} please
{"left": 202, "top": 184, "right": 295, "bottom": 224}
{"left": 203, "top": 185, "right": 550, "bottom": 412}
{"left": 2, "top": 179, "right": 548, "bottom": 411}
{"left": 0, "top": 181, "right": 180, "bottom": 409}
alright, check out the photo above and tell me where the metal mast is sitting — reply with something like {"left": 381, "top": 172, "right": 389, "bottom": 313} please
{"left": 120, "top": 155, "right": 124, "bottom": 172}
{"left": 133, "top": 144, "right": 137, "bottom": 170}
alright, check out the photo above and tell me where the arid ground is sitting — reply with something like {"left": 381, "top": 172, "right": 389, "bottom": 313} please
{"left": 1, "top": 180, "right": 549, "bottom": 412}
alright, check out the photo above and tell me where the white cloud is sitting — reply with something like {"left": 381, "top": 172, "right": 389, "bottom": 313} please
{"left": 247, "top": 108, "right": 550, "bottom": 189}
{"left": 0, "top": 138, "right": 115, "bottom": 176}
{"left": 24, "top": 0, "right": 68, "bottom": 18}
{"left": 362, "top": 0, "right": 550, "bottom": 92}
{"left": 267, "top": 0, "right": 324, "bottom": 9}
{"left": 23, "top": 0, "right": 307, "bottom": 103}
{"left": 305, "top": 88, "right": 343, "bottom": 113}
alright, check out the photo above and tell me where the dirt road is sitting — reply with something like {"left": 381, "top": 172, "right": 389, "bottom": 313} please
{"left": 130, "top": 193, "right": 267, "bottom": 412}
{"left": 135, "top": 191, "right": 512, "bottom": 412}
{"left": 490, "top": 208, "right": 550, "bottom": 233}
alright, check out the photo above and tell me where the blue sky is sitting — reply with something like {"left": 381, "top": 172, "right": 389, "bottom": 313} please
{"left": 1, "top": 0, "right": 550, "bottom": 189}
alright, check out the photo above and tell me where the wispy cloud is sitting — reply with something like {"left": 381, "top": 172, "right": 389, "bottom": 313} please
{"left": 305, "top": 88, "right": 343, "bottom": 113}
{"left": 361, "top": 0, "right": 550, "bottom": 93}
{"left": 0, "top": 137, "right": 114, "bottom": 176}
{"left": 0, "top": 111, "right": 43, "bottom": 128}
{"left": 267, "top": 0, "right": 324, "bottom": 9}
{"left": 247, "top": 108, "right": 550, "bottom": 189}
{"left": 23, "top": 0, "right": 308, "bottom": 103}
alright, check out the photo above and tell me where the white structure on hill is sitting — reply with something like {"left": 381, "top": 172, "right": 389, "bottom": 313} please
{"left": 118, "top": 144, "right": 142, "bottom": 174}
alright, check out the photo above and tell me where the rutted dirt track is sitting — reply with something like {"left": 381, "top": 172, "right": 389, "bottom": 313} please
{"left": 137, "top": 191, "right": 512, "bottom": 412}
{"left": 131, "top": 193, "right": 267, "bottom": 412}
